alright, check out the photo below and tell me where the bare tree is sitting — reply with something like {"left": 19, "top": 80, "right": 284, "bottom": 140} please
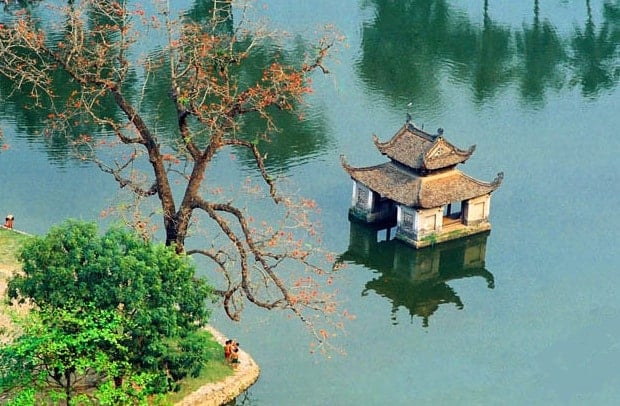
{"left": 0, "top": 0, "right": 343, "bottom": 348}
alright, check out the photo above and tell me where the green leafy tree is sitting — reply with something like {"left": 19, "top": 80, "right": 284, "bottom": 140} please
{"left": 0, "top": 306, "right": 153, "bottom": 404}
{"left": 6, "top": 220, "right": 215, "bottom": 394}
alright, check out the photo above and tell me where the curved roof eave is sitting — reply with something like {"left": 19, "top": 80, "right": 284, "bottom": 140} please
{"left": 342, "top": 158, "right": 504, "bottom": 208}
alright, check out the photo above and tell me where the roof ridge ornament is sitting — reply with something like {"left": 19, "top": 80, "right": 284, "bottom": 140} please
{"left": 406, "top": 102, "right": 413, "bottom": 125}
{"left": 405, "top": 103, "right": 423, "bottom": 130}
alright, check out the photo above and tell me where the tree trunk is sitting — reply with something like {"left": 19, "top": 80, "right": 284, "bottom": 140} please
{"left": 65, "top": 369, "right": 72, "bottom": 403}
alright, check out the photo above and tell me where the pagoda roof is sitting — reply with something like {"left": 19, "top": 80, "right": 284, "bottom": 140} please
{"left": 341, "top": 158, "right": 503, "bottom": 209}
{"left": 373, "top": 123, "right": 475, "bottom": 171}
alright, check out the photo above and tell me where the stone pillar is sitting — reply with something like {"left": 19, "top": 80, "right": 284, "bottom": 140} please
{"left": 413, "top": 207, "right": 443, "bottom": 238}
{"left": 353, "top": 182, "right": 373, "bottom": 211}
{"left": 463, "top": 194, "right": 491, "bottom": 225}
{"left": 397, "top": 206, "right": 442, "bottom": 241}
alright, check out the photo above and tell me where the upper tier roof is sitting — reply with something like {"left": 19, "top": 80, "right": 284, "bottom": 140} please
{"left": 373, "top": 123, "right": 475, "bottom": 171}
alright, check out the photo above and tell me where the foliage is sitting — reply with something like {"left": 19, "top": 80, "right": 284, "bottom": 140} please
{"left": 0, "top": 306, "right": 144, "bottom": 404}
{"left": 6, "top": 220, "right": 216, "bottom": 395}
{"left": 160, "top": 331, "right": 233, "bottom": 404}
{"left": 0, "top": 0, "right": 343, "bottom": 347}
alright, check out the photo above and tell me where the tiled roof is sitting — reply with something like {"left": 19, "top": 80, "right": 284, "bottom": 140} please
{"left": 373, "top": 124, "right": 475, "bottom": 171}
{"left": 341, "top": 158, "right": 503, "bottom": 208}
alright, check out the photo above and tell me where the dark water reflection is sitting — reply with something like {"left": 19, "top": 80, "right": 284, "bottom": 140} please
{"left": 358, "top": 0, "right": 619, "bottom": 112}
{"left": 338, "top": 222, "right": 494, "bottom": 327}
{"left": 0, "top": 0, "right": 333, "bottom": 172}
{"left": 570, "top": 1, "right": 620, "bottom": 97}
{"left": 2, "top": 1, "right": 619, "bottom": 170}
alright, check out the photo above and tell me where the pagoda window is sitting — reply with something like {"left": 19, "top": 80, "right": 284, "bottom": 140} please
{"left": 402, "top": 210, "right": 414, "bottom": 231}
{"left": 443, "top": 201, "right": 462, "bottom": 219}
{"left": 397, "top": 206, "right": 416, "bottom": 234}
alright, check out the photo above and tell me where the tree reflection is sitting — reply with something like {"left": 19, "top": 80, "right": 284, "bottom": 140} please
{"left": 0, "top": 0, "right": 136, "bottom": 165}
{"left": 139, "top": 30, "right": 332, "bottom": 173}
{"left": 237, "top": 106, "right": 333, "bottom": 172}
{"left": 469, "top": 0, "right": 512, "bottom": 102}
{"left": 356, "top": 0, "right": 452, "bottom": 115}
{"left": 336, "top": 221, "right": 494, "bottom": 327}
{"left": 515, "top": 0, "right": 565, "bottom": 106}
{"left": 0, "top": 4, "right": 66, "bottom": 161}
{"left": 3, "top": 1, "right": 619, "bottom": 164}
{"left": 0, "top": 0, "right": 332, "bottom": 171}
{"left": 569, "top": 0, "right": 620, "bottom": 98}
{"left": 357, "top": 0, "right": 513, "bottom": 108}
{"left": 359, "top": 0, "right": 620, "bottom": 107}
{"left": 183, "top": 0, "right": 233, "bottom": 32}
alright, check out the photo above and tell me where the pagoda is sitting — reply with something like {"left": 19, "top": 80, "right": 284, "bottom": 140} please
{"left": 341, "top": 117, "right": 503, "bottom": 249}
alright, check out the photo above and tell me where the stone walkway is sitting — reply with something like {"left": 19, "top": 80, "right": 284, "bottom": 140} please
{"left": 175, "top": 326, "right": 260, "bottom": 406}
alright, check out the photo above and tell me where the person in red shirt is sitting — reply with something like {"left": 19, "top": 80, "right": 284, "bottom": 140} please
{"left": 224, "top": 339, "right": 233, "bottom": 362}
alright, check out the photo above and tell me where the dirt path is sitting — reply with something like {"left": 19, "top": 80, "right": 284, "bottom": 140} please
{"left": 0, "top": 264, "right": 28, "bottom": 343}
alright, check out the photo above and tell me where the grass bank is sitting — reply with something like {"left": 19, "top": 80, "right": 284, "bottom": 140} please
{"left": 0, "top": 227, "right": 234, "bottom": 404}
{"left": 0, "top": 227, "right": 30, "bottom": 270}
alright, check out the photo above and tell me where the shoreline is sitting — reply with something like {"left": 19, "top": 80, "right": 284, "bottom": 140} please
{"left": 176, "top": 325, "right": 260, "bottom": 406}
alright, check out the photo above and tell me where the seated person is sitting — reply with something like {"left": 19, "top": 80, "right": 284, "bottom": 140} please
{"left": 3, "top": 215, "right": 13, "bottom": 229}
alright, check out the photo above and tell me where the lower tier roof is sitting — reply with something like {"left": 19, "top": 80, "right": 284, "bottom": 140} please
{"left": 342, "top": 158, "right": 503, "bottom": 208}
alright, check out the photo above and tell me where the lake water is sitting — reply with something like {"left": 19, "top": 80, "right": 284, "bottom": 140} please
{"left": 1, "top": 1, "right": 619, "bottom": 405}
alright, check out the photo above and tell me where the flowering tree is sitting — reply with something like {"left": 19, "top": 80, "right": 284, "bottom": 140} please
{"left": 0, "top": 0, "right": 342, "bottom": 345}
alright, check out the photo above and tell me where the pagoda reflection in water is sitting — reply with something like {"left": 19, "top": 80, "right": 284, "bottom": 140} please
{"left": 337, "top": 221, "right": 494, "bottom": 327}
